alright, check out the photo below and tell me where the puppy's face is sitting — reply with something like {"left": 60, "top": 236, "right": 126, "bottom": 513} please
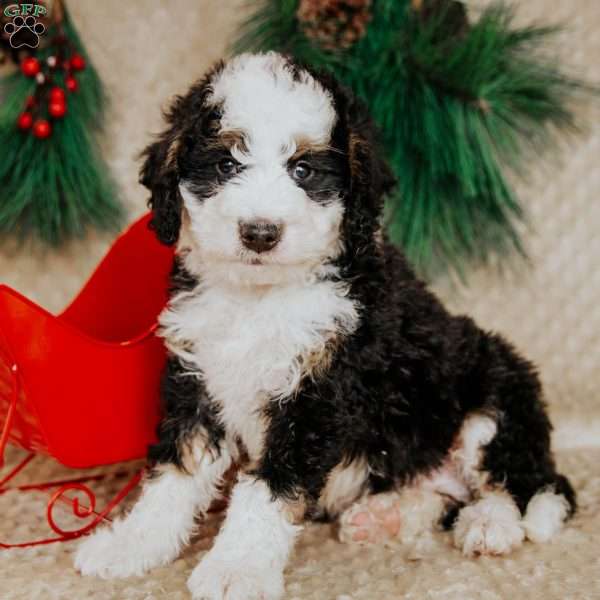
{"left": 141, "top": 53, "right": 393, "bottom": 287}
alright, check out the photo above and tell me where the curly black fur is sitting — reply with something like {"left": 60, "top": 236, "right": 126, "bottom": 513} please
{"left": 256, "top": 246, "right": 575, "bottom": 517}
{"left": 143, "top": 55, "right": 575, "bottom": 527}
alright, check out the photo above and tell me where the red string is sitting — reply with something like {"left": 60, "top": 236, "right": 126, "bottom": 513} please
{"left": 0, "top": 469, "right": 143, "bottom": 548}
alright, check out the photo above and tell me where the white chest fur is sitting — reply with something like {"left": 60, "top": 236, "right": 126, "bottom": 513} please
{"left": 159, "top": 277, "right": 358, "bottom": 458}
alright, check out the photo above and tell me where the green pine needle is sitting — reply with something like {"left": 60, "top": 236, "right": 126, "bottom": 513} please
{"left": 234, "top": 0, "right": 593, "bottom": 279}
{"left": 0, "top": 10, "right": 122, "bottom": 245}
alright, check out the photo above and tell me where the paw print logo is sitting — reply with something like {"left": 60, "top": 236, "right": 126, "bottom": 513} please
{"left": 4, "top": 15, "right": 45, "bottom": 49}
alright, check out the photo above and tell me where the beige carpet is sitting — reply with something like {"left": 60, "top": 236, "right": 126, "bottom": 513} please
{"left": 1, "top": 444, "right": 600, "bottom": 600}
{"left": 1, "top": 0, "right": 599, "bottom": 598}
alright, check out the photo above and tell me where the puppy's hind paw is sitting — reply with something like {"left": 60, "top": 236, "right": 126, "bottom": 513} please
{"left": 338, "top": 493, "right": 403, "bottom": 545}
{"left": 453, "top": 493, "right": 525, "bottom": 557}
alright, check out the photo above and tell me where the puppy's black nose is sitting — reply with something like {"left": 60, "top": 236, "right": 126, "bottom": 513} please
{"left": 239, "top": 220, "right": 282, "bottom": 253}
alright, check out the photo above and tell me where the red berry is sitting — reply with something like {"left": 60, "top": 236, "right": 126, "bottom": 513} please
{"left": 70, "top": 54, "right": 86, "bottom": 71}
{"left": 65, "top": 76, "right": 78, "bottom": 92}
{"left": 25, "top": 95, "right": 36, "bottom": 108}
{"left": 32, "top": 119, "right": 52, "bottom": 139}
{"left": 17, "top": 112, "right": 33, "bottom": 130}
{"left": 21, "top": 57, "right": 41, "bottom": 77}
{"left": 49, "top": 86, "right": 66, "bottom": 102}
{"left": 48, "top": 101, "right": 67, "bottom": 118}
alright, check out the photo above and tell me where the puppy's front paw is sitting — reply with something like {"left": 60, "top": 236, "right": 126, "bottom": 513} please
{"left": 188, "top": 553, "right": 284, "bottom": 600}
{"left": 74, "top": 524, "right": 172, "bottom": 579}
{"left": 74, "top": 526, "right": 143, "bottom": 578}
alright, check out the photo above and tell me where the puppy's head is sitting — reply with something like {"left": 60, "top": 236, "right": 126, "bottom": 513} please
{"left": 140, "top": 52, "right": 394, "bottom": 286}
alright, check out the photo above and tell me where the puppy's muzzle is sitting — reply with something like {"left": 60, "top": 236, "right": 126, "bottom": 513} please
{"left": 239, "top": 220, "right": 283, "bottom": 253}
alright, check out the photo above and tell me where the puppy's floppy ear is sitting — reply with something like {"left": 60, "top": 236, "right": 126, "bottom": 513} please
{"left": 139, "top": 61, "right": 224, "bottom": 246}
{"left": 139, "top": 96, "right": 186, "bottom": 246}
{"left": 290, "top": 63, "right": 395, "bottom": 212}
{"left": 343, "top": 92, "right": 396, "bottom": 215}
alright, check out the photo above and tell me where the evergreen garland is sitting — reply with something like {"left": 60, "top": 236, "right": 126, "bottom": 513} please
{"left": 0, "top": 1, "right": 122, "bottom": 245}
{"left": 235, "top": 0, "right": 591, "bottom": 278}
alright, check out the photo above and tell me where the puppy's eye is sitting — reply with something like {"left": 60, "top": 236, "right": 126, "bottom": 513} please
{"left": 292, "top": 161, "right": 313, "bottom": 182}
{"left": 217, "top": 158, "right": 238, "bottom": 176}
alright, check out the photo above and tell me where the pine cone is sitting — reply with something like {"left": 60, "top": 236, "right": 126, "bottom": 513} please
{"left": 297, "top": 0, "right": 372, "bottom": 50}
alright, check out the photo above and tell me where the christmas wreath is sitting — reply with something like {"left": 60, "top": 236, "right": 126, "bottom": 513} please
{"left": 0, "top": 0, "right": 121, "bottom": 245}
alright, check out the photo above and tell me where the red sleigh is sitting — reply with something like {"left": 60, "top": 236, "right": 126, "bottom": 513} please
{"left": 0, "top": 213, "right": 174, "bottom": 547}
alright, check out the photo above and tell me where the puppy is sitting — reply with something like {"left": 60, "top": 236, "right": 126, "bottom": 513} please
{"left": 75, "top": 52, "right": 575, "bottom": 599}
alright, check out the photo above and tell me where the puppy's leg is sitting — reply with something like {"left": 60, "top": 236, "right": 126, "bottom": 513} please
{"left": 75, "top": 354, "right": 231, "bottom": 578}
{"left": 447, "top": 413, "right": 525, "bottom": 556}
{"left": 336, "top": 456, "right": 468, "bottom": 546}
{"left": 187, "top": 474, "right": 301, "bottom": 600}
{"left": 449, "top": 336, "right": 576, "bottom": 556}
{"left": 75, "top": 448, "right": 231, "bottom": 578}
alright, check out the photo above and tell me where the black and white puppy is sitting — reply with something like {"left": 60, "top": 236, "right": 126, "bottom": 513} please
{"left": 75, "top": 52, "right": 575, "bottom": 599}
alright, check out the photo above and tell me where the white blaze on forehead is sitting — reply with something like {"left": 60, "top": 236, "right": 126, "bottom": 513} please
{"left": 209, "top": 52, "right": 337, "bottom": 161}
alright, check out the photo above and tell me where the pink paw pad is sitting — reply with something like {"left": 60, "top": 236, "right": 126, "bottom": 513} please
{"left": 339, "top": 494, "right": 403, "bottom": 545}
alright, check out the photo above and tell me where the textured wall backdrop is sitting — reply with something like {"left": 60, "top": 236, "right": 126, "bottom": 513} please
{"left": 0, "top": 0, "right": 598, "bottom": 443}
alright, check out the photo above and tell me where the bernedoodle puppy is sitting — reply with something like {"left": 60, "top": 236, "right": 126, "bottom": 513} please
{"left": 74, "top": 52, "right": 575, "bottom": 599}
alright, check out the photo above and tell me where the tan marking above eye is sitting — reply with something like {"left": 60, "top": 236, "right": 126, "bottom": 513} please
{"left": 290, "top": 136, "right": 332, "bottom": 161}
{"left": 219, "top": 129, "right": 249, "bottom": 153}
